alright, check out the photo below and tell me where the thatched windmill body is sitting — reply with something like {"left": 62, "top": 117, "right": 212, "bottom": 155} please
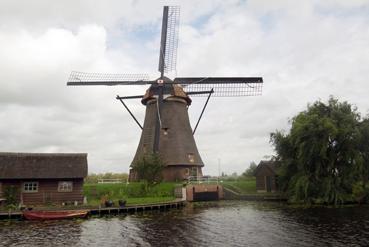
{"left": 67, "top": 6, "right": 263, "bottom": 181}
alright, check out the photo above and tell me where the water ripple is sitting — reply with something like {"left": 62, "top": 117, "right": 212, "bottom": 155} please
{"left": 1, "top": 201, "right": 369, "bottom": 246}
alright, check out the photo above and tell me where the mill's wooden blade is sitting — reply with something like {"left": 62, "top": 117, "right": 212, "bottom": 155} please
{"left": 158, "top": 6, "right": 169, "bottom": 77}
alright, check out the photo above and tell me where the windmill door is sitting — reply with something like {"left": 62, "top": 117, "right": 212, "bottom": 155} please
{"left": 265, "top": 176, "right": 272, "bottom": 192}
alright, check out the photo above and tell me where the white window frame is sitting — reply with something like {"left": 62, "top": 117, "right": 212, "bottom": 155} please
{"left": 188, "top": 153, "right": 195, "bottom": 163}
{"left": 23, "top": 181, "right": 39, "bottom": 193}
{"left": 58, "top": 181, "right": 73, "bottom": 192}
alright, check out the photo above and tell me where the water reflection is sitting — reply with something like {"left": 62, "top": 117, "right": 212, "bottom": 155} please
{"left": 1, "top": 201, "right": 369, "bottom": 246}
{"left": 0, "top": 219, "right": 83, "bottom": 246}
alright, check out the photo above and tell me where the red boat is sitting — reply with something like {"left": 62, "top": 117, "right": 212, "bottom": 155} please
{"left": 23, "top": 210, "right": 89, "bottom": 220}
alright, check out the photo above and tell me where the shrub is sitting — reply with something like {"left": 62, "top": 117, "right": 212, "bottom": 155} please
{"left": 3, "top": 185, "right": 19, "bottom": 206}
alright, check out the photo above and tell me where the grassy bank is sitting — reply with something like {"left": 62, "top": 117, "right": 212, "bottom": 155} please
{"left": 222, "top": 178, "right": 257, "bottom": 194}
{"left": 83, "top": 182, "right": 177, "bottom": 206}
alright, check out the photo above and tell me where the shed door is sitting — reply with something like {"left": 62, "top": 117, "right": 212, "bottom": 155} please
{"left": 266, "top": 176, "right": 272, "bottom": 192}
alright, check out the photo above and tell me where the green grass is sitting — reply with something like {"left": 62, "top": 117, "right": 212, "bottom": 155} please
{"left": 83, "top": 182, "right": 178, "bottom": 206}
{"left": 222, "top": 178, "right": 257, "bottom": 194}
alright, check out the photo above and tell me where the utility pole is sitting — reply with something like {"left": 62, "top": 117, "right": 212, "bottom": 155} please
{"left": 218, "top": 158, "right": 221, "bottom": 184}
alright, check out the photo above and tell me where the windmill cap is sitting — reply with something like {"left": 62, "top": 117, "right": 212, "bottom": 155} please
{"left": 141, "top": 78, "right": 192, "bottom": 105}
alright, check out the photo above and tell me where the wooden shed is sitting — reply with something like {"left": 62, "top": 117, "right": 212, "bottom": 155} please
{"left": 0, "top": 152, "right": 88, "bottom": 206}
{"left": 255, "top": 161, "right": 278, "bottom": 193}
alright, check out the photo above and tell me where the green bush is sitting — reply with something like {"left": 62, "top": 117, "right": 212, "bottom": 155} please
{"left": 3, "top": 185, "right": 19, "bottom": 206}
{"left": 131, "top": 153, "right": 164, "bottom": 185}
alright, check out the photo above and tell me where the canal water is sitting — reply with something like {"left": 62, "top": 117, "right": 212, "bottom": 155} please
{"left": 1, "top": 201, "right": 369, "bottom": 246}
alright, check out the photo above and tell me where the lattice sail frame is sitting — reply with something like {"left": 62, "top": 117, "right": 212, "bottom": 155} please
{"left": 183, "top": 82, "right": 263, "bottom": 97}
{"left": 175, "top": 77, "right": 263, "bottom": 97}
{"left": 68, "top": 71, "right": 151, "bottom": 85}
{"left": 164, "top": 6, "right": 180, "bottom": 73}
{"left": 68, "top": 71, "right": 263, "bottom": 97}
{"left": 67, "top": 5, "right": 263, "bottom": 97}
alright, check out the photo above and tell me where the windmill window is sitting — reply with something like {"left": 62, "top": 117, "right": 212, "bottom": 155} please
{"left": 185, "top": 168, "right": 190, "bottom": 175}
{"left": 23, "top": 182, "right": 38, "bottom": 193}
{"left": 188, "top": 153, "right": 195, "bottom": 163}
{"left": 191, "top": 167, "right": 198, "bottom": 176}
{"left": 58, "top": 181, "right": 73, "bottom": 192}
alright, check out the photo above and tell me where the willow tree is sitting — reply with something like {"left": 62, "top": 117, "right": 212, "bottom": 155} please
{"left": 356, "top": 118, "right": 369, "bottom": 198}
{"left": 271, "top": 97, "right": 368, "bottom": 205}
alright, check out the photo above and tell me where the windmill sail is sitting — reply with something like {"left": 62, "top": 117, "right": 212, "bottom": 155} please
{"left": 67, "top": 71, "right": 152, "bottom": 86}
{"left": 66, "top": 5, "right": 264, "bottom": 182}
{"left": 158, "top": 6, "right": 180, "bottom": 75}
{"left": 174, "top": 77, "right": 263, "bottom": 96}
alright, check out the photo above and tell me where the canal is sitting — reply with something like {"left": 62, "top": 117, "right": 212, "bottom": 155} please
{"left": 1, "top": 201, "right": 368, "bottom": 246}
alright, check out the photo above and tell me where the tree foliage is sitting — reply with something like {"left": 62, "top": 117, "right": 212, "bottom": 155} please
{"left": 3, "top": 185, "right": 19, "bottom": 206}
{"left": 132, "top": 153, "right": 165, "bottom": 186}
{"left": 271, "top": 97, "right": 369, "bottom": 205}
{"left": 242, "top": 161, "right": 258, "bottom": 177}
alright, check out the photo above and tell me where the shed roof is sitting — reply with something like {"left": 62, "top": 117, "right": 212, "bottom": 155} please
{"left": 0, "top": 152, "right": 88, "bottom": 179}
{"left": 254, "top": 160, "right": 277, "bottom": 176}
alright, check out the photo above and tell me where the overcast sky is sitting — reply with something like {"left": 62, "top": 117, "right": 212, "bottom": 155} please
{"left": 1, "top": 0, "right": 369, "bottom": 176}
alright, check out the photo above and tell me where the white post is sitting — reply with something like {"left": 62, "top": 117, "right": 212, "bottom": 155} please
{"left": 182, "top": 187, "right": 187, "bottom": 201}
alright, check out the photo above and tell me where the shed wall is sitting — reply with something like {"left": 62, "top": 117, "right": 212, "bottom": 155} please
{"left": 255, "top": 165, "right": 278, "bottom": 192}
{"left": 256, "top": 175, "right": 277, "bottom": 192}
{"left": 0, "top": 179, "right": 84, "bottom": 205}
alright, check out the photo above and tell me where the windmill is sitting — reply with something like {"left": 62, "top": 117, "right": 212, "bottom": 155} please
{"left": 67, "top": 6, "right": 263, "bottom": 182}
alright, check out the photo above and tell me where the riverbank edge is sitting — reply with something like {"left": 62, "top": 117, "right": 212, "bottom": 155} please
{"left": 223, "top": 186, "right": 287, "bottom": 201}
{"left": 223, "top": 188, "right": 369, "bottom": 208}
{"left": 0, "top": 199, "right": 186, "bottom": 220}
